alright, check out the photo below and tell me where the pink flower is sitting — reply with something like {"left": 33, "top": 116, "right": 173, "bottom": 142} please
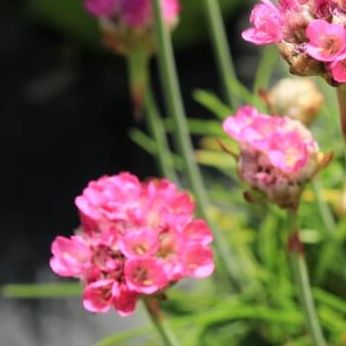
{"left": 124, "top": 257, "right": 168, "bottom": 294}
{"left": 84, "top": 0, "right": 119, "bottom": 17}
{"left": 242, "top": 0, "right": 346, "bottom": 84}
{"left": 182, "top": 246, "right": 214, "bottom": 278}
{"left": 306, "top": 20, "right": 346, "bottom": 62}
{"left": 50, "top": 172, "right": 214, "bottom": 316}
{"left": 119, "top": 227, "right": 160, "bottom": 258}
{"left": 83, "top": 280, "right": 115, "bottom": 313}
{"left": 222, "top": 106, "right": 323, "bottom": 208}
{"left": 50, "top": 235, "right": 92, "bottom": 277}
{"left": 242, "top": 0, "right": 283, "bottom": 45}
{"left": 75, "top": 173, "right": 142, "bottom": 233}
{"left": 112, "top": 284, "right": 138, "bottom": 316}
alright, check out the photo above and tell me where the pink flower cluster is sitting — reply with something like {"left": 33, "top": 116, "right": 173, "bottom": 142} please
{"left": 84, "top": 0, "right": 180, "bottom": 28}
{"left": 223, "top": 106, "right": 321, "bottom": 208}
{"left": 50, "top": 173, "right": 214, "bottom": 316}
{"left": 242, "top": 0, "right": 346, "bottom": 83}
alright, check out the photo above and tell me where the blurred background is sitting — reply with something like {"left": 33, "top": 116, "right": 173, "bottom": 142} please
{"left": 0, "top": 0, "right": 256, "bottom": 344}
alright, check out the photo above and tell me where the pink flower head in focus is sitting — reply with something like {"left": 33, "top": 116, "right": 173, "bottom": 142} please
{"left": 242, "top": 0, "right": 284, "bottom": 45}
{"left": 222, "top": 106, "right": 324, "bottom": 208}
{"left": 50, "top": 173, "right": 214, "bottom": 316}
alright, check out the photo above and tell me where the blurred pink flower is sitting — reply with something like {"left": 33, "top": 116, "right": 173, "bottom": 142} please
{"left": 84, "top": 0, "right": 119, "bottom": 17}
{"left": 242, "top": 0, "right": 283, "bottom": 45}
{"left": 50, "top": 173, "right": 214, "bottom": 315}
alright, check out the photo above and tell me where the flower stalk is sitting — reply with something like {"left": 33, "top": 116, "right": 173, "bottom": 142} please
{"left": 143, "top": 297, "right": 180, "bottom": 346}
{"left": 144, "top": 88, "right": 178, "bottom": 182}
{"left": 286, "top": 208, "right": 327, "bottom": 346}
{"left": 127, "top": 49, "right": 150, "bottom": 120}
{"left": 150, "top": 0, "right": 244, "bottom": 289}
{"left": 336, "top": 84, "right": 346, "bottom": 144}
{"left": 201, "top": 0, "right": 240, "bottom": 108}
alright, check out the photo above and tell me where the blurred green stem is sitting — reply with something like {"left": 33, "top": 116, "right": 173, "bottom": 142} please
{"left": 201, "top": 0, "right": 240, "bottom": 108}
{"left": 143, "top": 297, "right": 180, "bottom": 346}
{"left": 127, "top": 49, "right": 150, "bottom": 120}
{"left": 286, "top": 208, "right": 327, "bottom": 346}
{"left": 336, "top": 84, "right": 346, "bottom": 144}
{"left": 150, "top": 0, "right": 244, "bottom": 289}
{"left": 144, "top": 88, "right": 178, "bottom": 182}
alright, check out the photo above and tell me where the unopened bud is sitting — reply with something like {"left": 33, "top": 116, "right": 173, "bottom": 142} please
{"left": 265, "top": 78, "right": 324, "bottom": 126}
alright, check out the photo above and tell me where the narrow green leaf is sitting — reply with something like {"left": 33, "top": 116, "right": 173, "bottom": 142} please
{"left": 2, "top": 283, "right": 81, "bottom": 298}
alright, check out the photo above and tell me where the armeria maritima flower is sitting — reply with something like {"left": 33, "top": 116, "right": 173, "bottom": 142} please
{"left": 222, "top": 106, "right": 331, "bottom": 209}
{"left": 50, "top": 172, "right": 214, "bottom": 316}
{"left": 84, "top": 0, "right": 180, "bottom": 54}
{"left": 242, "top": 0, "right": 346, "bottom": 84}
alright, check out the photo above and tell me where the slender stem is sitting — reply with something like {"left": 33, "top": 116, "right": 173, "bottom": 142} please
{"left": 286, "top": 208, "right": 327, "bottom": 346}
{"left": 336, "top": 84, "right": 346, "bottom": 144}
{"left": 201, "top": 0, "right": 240, "bottom": 108}
{"left": 127, "top": 49, "right": 150, "bottom": 120}
{"left": 144, "top": 88, "right": 179, "bottom": 183}
{"left": 143, "top": 297, "right": 180, "bottom": 346}
{"left": 150, "top": 0, "right": 244, "bottom": 289}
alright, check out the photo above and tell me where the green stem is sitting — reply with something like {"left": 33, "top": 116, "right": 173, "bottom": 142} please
{"left": 286, "top": 208, "right": 327, "bottom": 346}
{"left": 201, "top": 0, "right": 240, "bottom": 108}
{"left": 144, "top": 88, "right": 179, "bottom": 182}
{"left": 143, "top": 297, "right": 180, "bottom": 346}
{"left": 150, "top": 0, "right": 244, "bottom": 289}
{"left": 127, "top": 49, "right": 150, "bottom": 120}
{"left": 336, "top": 84, "right": 346, "bottom": 144}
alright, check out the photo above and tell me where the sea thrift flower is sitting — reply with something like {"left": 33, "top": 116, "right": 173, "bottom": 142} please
{"left": 83, "top": 0, "right": 180, "bottom": 118}
{"left": 241, "top": 0, "right": 284, "bottom": 45}
{"left": 84, "top": 0, "right": 180, "bottom": 55}
{"left": 222, "top": 106, "right": 330, "bottom": 209}
{"left": 242, "top": 0, "right": 346, "bottom": 85}
{"left": 50, "top": 173, "right": 214, "bottom": 316}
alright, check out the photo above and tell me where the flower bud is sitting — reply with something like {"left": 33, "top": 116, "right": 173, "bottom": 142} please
{"left": 265, "top": 78, "right": 324, "bottom": 126}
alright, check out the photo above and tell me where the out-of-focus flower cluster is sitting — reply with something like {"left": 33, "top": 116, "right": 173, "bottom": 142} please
{"left": 84, "top": 0, "right": 180, "bottom": 54}
{"left": 242, "top": 0, "right": 346, "bottom": 84}
{"left": 223, "top": 106, "right": 329, "bottom": 209}
{"left": 50, "top": 173, "right": 214, "bottom": 316}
